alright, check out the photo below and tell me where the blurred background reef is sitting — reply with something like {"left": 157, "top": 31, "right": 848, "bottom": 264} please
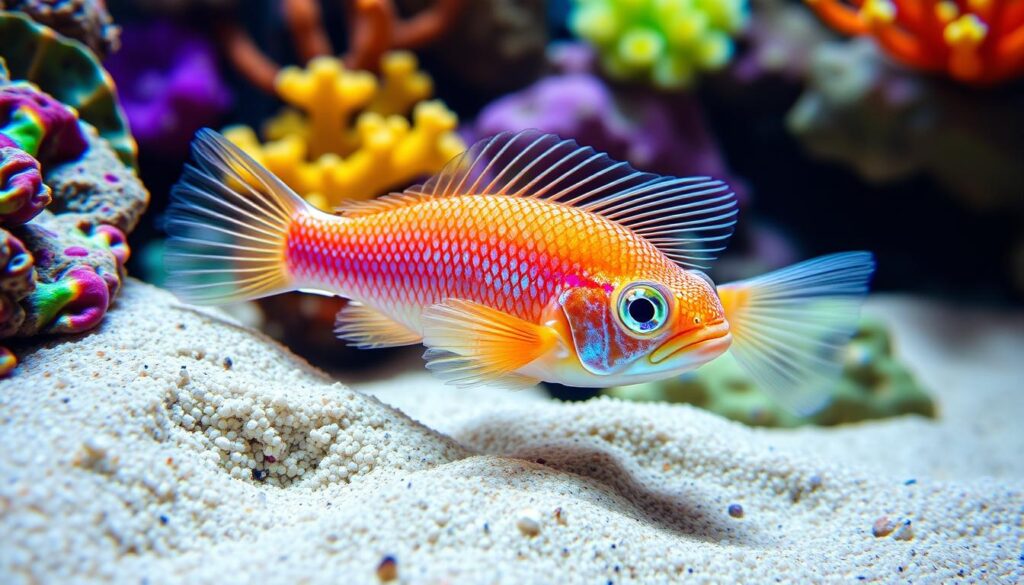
{"left": 3, "top": 0, "right": 1024, "bottom": 427}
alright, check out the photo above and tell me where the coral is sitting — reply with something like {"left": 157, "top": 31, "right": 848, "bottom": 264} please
{"left": 1, "top": 114, "right": 142, "bottom": 339}
{"left": 0, "top": 82, "right": 89, "bottom": 225}
{"left": 787, "top": 38, "right": 1024, "bottom": 209}
{"left": 0, "top": 0, "right": 119, "bottom": 57}
{"left": 0, "top": 228, "right": 34, "bottom": 346}
{"left": 0, "top": 15, "right": 148, "bottom": 376}
{"left": 216, "top": 0, "right": 465, "bottom": 94}
{"left": 104, "top": 21, "right": 231, "bottom": 157}
{"left": 466, "top": 48, "right": 742, "bottom": 195}
{"left": 14, "top": 210, "right": 126, "bottom": 334}
{"left": 224, "top": 51, "right": 464, "bottom": 208}
{"left": 806, "top": 0, "right": 1024, "bottom": 85}
{"left": 43, "top": 124, "right": 148, "bottom": 233}
{"left": 0, "top": 147, "right": 50, "bottom": 226}
{"left": 466, "top": 41, "right": 750, "bottom": 201}
{"left": 0, "top": 82, "right": 88, "bottom": 163}
{"left": 569, "top": 0, "right": 749, "bottom": 89}
{"left": 344, "top": 0, "right": 466, "bottom": 71}
{"left": 395, "top": 0, "right": 549, "bottom": 93}
{"left": 731, "top": 0, "right": 836, "bottom": 83}
{"left": 0, "top": 11, "right": 137, "bottom": 167}
{"left": 604, "top": 317, "right": 935, "bottom": 427}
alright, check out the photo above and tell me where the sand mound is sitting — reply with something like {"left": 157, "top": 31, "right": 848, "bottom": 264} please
{"left": 1, "top": 281, "right": 1021, "bottom": 583}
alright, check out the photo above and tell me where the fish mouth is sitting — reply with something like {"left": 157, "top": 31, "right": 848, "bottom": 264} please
{"left": 648, "top": 320, "right": 731, "bottom": 365}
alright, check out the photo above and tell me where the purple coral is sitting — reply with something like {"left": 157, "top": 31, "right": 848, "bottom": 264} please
{"left": 105, "top": 21, "right": 231, "bottom": 156}
{"left": 0, "top": 227, "right": 33, "bottom": 376}
{"left": 0, "top": 83, "right": 88, "bottom": 161}
{"left": 466, "top": 44, "right": 745, "bottom": 199}
{"left": 0, "top": 82, "right": 90, "bottom": 225}
{"left": 0, "top": 230, "right": 34, "bottom": 337}
{"left": 0, "top": 148, "right": 50, "bottom": 225}
{"left": 730, "top": 0, "right": 834, "bottom": 84}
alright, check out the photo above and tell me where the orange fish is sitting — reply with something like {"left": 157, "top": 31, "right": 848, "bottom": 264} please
{"left": 165, "top": 129, "right": 874, "bottom": 413}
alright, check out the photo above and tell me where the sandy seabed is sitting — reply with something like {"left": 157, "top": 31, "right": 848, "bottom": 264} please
{"left": 0, "top": 280, "right": 1021, "bottom": 584}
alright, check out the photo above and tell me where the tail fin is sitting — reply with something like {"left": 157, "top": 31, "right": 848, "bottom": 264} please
{"left": 164, "top": 129, "right": 310, "bottom": 305}
{"left": 716, "top": 252, "right": 876, "bottom": 415}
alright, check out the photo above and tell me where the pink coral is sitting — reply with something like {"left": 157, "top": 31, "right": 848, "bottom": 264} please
{"left": 0, "top": 83, "right": 88, "bottom": 162}
{"left": 0, "top": 148, "right": 50, "bottom": 225}
{"left": 0, "top": 82, "right": 89, "bottom": 226}
{"left": 0, "top": 229, "right": 34, "bottom": 339}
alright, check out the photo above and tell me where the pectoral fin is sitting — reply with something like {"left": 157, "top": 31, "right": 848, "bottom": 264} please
{"left": 717, "top": 252, "right": 875, "bottom": 415}
{"left": 334, "top": 302, "right": 422, "bottom": 348}
{"left": 420, "top": 299, "right": 555, "bottom": 390}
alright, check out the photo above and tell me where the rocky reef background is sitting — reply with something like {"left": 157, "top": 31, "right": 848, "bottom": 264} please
{"left": 1, "top": 0, "right": 1020, "bottom": 393}
{"left": 100, "top": 0, "right": 1024, "bottom": 306}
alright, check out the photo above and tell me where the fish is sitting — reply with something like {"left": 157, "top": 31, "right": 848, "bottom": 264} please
{"left": 164, "top": 128, "right": 874, "bottom": 414}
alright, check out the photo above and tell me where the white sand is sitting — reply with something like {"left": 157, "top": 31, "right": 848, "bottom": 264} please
{"left": 1, "top": 281, "right": 1021, "bottom": 584}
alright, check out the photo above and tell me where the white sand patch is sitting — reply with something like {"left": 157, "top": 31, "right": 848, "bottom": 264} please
{"left": 1, "top": 281, "right": 1021, "bottom": 583}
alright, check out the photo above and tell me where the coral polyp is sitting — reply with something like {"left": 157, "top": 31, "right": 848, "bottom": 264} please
{"left": 805, "top": 0, "right": 1024, "bottom": 84}
{"left": 569, "top": 0, "right": 750, "bottom": 89}
{"left": 224, "top": 52, "right": 464, "bottom": 209}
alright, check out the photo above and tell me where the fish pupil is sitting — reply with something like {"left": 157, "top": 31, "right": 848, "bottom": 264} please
{"left": 628, "top": 297, "right": 657, "bottom": 324}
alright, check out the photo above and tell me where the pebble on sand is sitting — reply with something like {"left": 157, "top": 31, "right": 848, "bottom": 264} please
{"left": 872, "top": 516, "right": 897, "bottom": 538}
{"left": 376, "top": 555, "right": 398, "bottom": 582}
{"left": 516, "top": 508, "right": 543, "bottom": 537}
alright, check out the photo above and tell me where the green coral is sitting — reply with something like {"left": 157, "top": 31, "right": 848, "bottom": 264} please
{"left": 604, "top": 318, "right": 935, "bottom": 427}
{"left": 0, "top": 11, "right": 136, "bottom": 167}
{"left": 569, "top": 0, "right": 749, "bottom": 89}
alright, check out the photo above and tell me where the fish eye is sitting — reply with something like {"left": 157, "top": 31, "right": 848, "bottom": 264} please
{"left": 617, "top": 283, "right": 670, "bottom": 335}
{"left": 691, "top": 270, "right": 715, "bottom": 290}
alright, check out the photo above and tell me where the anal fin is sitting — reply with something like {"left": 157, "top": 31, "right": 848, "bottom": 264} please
{"left": 334, "top": 302, "right": 422, "bottom": 348}
{"left": 421, "top": 299, "right": 555, "bottom": 390}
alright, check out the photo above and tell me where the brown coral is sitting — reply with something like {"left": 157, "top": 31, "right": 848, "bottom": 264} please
{"left": 215, "top": 0, "right": 465, "bottom": 94}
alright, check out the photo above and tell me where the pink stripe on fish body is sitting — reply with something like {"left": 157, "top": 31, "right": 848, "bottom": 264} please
{"left": 284, "top": 195, "right": 672, "bottom": 330}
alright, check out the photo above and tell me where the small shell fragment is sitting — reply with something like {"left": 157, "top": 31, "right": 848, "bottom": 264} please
{"left": 516, "top": 508, "right": 542, "bottom": 537}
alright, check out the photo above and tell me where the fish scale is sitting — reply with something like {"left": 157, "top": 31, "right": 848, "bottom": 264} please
{"left": 286, "top": 194, "right": 682, "bottom": 330}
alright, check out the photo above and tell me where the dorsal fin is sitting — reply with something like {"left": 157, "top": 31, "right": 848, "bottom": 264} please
{"left": 338, "top": 130, "right": 738, "bottom": 268}
{"left": 335, "top": 191, "right": 432, "bottom": 218}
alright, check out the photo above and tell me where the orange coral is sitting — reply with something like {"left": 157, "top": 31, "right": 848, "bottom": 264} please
{"left": 215, "top": 0, "right": 465, "bottom": 94}
{"left": 805, "top": 0, "right": 1024, "bottom": 84}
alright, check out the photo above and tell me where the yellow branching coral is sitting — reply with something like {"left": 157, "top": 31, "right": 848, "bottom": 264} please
{"left": 223, "top": 51, "right": 465, "bottom": 210}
